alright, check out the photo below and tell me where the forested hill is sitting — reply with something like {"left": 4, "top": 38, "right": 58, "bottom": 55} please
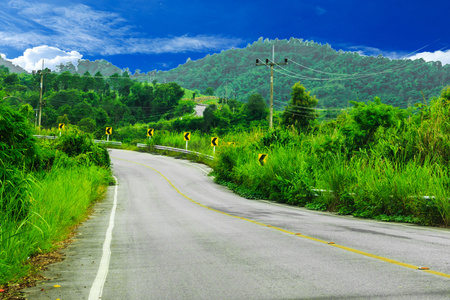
{"left": 137, "top": 38, "right": 450, "bottom": 109}
{"left": 2, "top": 38, "right": 449, "bottom": 109}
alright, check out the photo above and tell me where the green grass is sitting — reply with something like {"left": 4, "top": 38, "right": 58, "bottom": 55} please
{"left": 208, "top": 128, "right": 450, "bottom": 227}
{"left": 0, "top": 161, "right": 110, "bottom": 284}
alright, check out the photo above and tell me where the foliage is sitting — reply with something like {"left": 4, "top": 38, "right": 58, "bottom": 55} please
{"left": 281, "top": 82, "right": 318, "bottom": 130}
{"left": 55, "top": 128, "right": 110, "bottom": 168}
{"left": 131, "top": 38, "right": 449, "bottom": 110}
{"left": 0, "top": 103, "right": 111, "bottom": 285}
{"left": 0, "top": 69, "right": 186, "bottom": 131}
{"left": 244, "top": 93, "right": 268, "bottom": 121}
{"left": 209, "top": 87, "right": 450, "bottom": 227}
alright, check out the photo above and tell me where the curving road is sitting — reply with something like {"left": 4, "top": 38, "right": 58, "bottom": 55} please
{"left": 24, "top": 149, "right": 450, "bottom": 299}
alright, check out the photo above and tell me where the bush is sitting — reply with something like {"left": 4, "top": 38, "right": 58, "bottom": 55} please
{"left": 55, "top": 128, "right": 110, "bottom": 168}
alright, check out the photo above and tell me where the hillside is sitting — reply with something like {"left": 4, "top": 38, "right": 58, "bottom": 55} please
{"left": 2, "top": 38, "right": 449, "bottom": 109}
{"left": 135, "top": 38, "right": 450, "bottom": 109}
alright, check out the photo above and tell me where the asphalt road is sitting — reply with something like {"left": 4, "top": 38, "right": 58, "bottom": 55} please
{"left": 194, "top": 104, "right": 206, "bottom": 116}
{"left": 24, "top": 149, "right": 450, "bottom": 299}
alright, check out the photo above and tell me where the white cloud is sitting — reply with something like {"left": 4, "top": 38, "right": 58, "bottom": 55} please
{"left": 342, "top": 44, "right": 450, "bottom": 65}
{"left": 408, "top": 50, "right": 450, "bottom": 65}
{"left": 0, "top": 53, "right": 5, "bottom": 59}
{"left": 6, "top": 45, "right": 82, "bottom": 72}
{"left": 345, "top": 45, "right": 408, "bottom": 60}
{"left": 0, "top": 0, "right": 242, "bottom": 56}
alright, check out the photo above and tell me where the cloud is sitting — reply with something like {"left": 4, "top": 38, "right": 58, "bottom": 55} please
{"left": 344, "top": 45, "right": 408, "bottom": 60}
{"left": 5, "top": 45, "right": 82, "bottom": 72}
{"left": 0, "top": 0, "right": 243, "bottom": 56}
{"left": 408, "top": 50, "right": 450, "bottom": 65}
{"left": 343, "top": 44, "right": 450, "bottom": 65}
{"left": 0, "top": 53, "right": 5, "bottom": 59}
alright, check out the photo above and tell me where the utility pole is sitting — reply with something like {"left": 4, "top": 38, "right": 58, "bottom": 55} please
{"left": 37, "top": 59, "right": 45, "bottom": 128}
{"left": 256, "top": 46, "right": 287, "bottom": 129}
{"left": 225, "top": 82, "right": 228, "bottom": 104}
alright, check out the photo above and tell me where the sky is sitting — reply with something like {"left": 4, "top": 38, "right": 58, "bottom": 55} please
{"left": 0, "top": 0, "right": 449, "bottom": 73}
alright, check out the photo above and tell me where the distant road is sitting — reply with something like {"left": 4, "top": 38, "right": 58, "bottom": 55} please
{"left": 195, "top": 104, "right": 207, "bottom": 116}
{"left": 24, "top": 149, "right": 450, "bottom": 299}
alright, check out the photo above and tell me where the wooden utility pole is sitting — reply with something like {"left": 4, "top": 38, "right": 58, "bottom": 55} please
{"left": 256, "top": 46, "right": 287, "bottom": 129}
{"left": 38, "top": 60, "right": 45, "bottom": 128}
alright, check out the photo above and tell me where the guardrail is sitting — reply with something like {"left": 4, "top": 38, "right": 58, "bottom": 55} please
{"left": 93, "top": 140, "right": 122, "bottom": 146}
{"left": 33, "top": 135, "right": 58, "bottom": 140}
{"left": 34, "top": 135, "right": 122, "bottom": 146}
{"left": 137, "top": 143, "right": 214, "bottom": 160}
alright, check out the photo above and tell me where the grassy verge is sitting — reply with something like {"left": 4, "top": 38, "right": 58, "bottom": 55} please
{"left": 1, "top": 104, "right": 112, "bottom": 295}
{"left": 0, "top": 162, "right": 110, "bottom": 285}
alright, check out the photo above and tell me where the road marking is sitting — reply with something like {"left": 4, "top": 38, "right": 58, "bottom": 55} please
{"left": 114, "top": 157, "right": 450, "bottom": 280}
{"left": 89, "top": 176, "right": 119, "bottom": 300}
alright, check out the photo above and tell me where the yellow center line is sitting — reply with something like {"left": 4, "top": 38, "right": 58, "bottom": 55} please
{"left": 114, "top": 156, "right": 450, "bottom": 280}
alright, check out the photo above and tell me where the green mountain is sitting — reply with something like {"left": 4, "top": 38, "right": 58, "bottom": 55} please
{"left": 136, "top": 38, "right": 450, "bottom": 109}
{"left": 2, "top": 37, "right": 449, "bottom": 109}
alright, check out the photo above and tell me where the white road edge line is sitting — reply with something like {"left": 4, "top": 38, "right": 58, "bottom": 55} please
{"left": 89, "top": 175, "right": 118, "bottom": 300}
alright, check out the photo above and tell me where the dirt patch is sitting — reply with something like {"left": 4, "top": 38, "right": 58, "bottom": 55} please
{"left": 0, "top": 238, "right": 74, "bottom": 300}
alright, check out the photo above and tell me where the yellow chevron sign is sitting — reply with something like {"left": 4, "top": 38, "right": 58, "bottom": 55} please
{"left": 258, "top": 154, "right": 268, "bottom": 166}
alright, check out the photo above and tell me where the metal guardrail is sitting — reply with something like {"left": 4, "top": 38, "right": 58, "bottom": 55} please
{"left": 137, "top": 143, "right": 214, "bottom": 160}
{"left": 93, "top": 139, "right": 122, "bottom": 146}
{"left": 34, "top": 135, "right": 122, "bottom": 146}
{"left": 34, "top": 135, "right": 58, "bottom": 140}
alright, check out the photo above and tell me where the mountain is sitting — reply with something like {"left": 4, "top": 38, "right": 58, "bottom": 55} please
{"left": 0, "top": 57, "right": 26, "bottom": 73}
{"left": 2, "top": 38, "right": 449, "bottom": 109}
{"left": 54, "top": 59, "right": 123, "bottom": 77}
{"left": 136, "top": 38, "right": 450, "bottom": 109}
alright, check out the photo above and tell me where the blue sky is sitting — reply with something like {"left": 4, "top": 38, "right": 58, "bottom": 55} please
{"left": 1, "top": 0, "right": 449, "bottom": 73}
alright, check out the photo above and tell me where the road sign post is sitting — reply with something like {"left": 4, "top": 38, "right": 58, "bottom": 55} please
{"left": 147, "top": 128, "right": 154, "bottom": 141}
{"left": 211, "top": 137, "right": 219, "bottom": 155}
{"left": 184, "top": 132, "right": 191, "bottom": 150}
{"left": 106, "top": 127, "right": 112, "bottom": 142}
{"left": 58, "top": 123, "right": 64, "bottom": 136}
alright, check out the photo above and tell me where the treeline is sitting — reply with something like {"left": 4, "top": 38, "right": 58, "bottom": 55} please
{"left": 0, "top": 65, "right": 191, "bottom": 137}
{"left": 137, "top": 38, "right": 450, "bottom": 109}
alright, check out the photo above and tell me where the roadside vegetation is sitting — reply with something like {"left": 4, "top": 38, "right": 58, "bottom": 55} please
{"left": 118, "top": 85, "right": 450, "bottom": 227}
{"left": 2, "top": 58, "right": 450, "bottom": 294}
{"left": 0, "top": 101, "right": 112, "bottom": 290}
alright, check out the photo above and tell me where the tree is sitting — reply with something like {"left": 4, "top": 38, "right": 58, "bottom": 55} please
{"left": 203, "top": 104, "right": 218, "bottom": 132}
{"left": 204, "top": 87, "right": 214, "bottom": 96}
{"left": 244, "top": 93, "right": 268, "bottom": 121}
{"left": 281, "top": 82, "right": 318, "bottom": 130}
{"left": 56, "top": 114, "right": 70, "bottom": 126}
{"left": 78, "top": 117, "right": 97, "bottom": 133}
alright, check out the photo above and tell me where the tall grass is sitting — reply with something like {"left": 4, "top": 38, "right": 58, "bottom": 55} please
{"left": 0, "top": 159, "right": 110, "bottom": 284}
{"left": 211, "top": 125, "right": 450, "bottom": 226}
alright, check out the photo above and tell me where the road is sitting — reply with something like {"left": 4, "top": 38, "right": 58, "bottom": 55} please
{"left": 24, "top": 149, "right": 450, "bottom": 299}
{"left": 194, "top": 104, "right": 206, "bottom": 116}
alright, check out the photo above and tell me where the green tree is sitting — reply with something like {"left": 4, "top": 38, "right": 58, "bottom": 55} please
{"left": 203, "top": 104, "right": 218, "bottom": 132}
{"left": 244, "top": 93, "right": 268, "bottom": 121}
{"left": 78, "top": 117, "right": 97, "bottom": 133}
{"left": 56, "top": 114, "right": 70, "bottom": 126}
{"left": 204, "top": 87, "right": 214, "bottom": 96}
{"left": 282, "top": 82, "right": 318, "bottom": 130}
